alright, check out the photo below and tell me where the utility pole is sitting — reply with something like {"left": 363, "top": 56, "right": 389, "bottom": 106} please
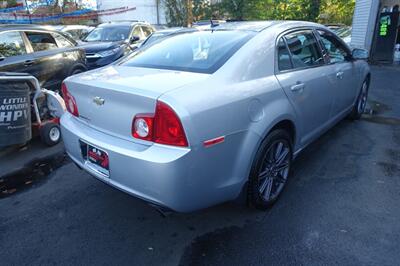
{"left": 156, "top": 0, "right": 160, "bottom": 25}
{"left": 187, "top": 0, "right": 193, "bottom": 27}
{"left": 23, "top": 0, "right": 32, "bottom": 24}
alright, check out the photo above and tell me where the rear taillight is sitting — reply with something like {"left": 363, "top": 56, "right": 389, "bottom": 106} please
{"left": 61, "top": 82, "right": 79, "bottom": 117}
{"left": 153, "top": 101, "right": 188, "bottom": 147}
{"left": 132, "top": 115, "right": 153, "bottom": 141}
{"left": 132, "top": 100, "right": 188, "bottom": 147}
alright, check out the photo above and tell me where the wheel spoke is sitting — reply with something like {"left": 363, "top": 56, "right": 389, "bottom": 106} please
{"left": 274, "top": 142, "right": 283, "bottom": 161}
{"left": 274, "top": 162, "right": 289, "bottom": 173}
{"left": 258, "top": 169, "right": 271, "bottom": 180}
{"left": 276, "top": 147, "right": 289, "bottom": 166}
{"left": 262, "top": 177, "right": 273, "bottom": 200}
{"left": 259, "top": 174, "right": 272, "bottom": 193}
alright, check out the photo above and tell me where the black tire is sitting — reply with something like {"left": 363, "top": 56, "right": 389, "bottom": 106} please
{"left": 40, "top": 123, "right": 61, "bottom": 146}
{"left": 248, "top": 129, "right": 293, "bottom": 210}
{"left": 349, "top": 78, "right": 369, "bottom": 120}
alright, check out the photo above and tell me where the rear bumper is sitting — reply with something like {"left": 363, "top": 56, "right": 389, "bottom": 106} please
{"left": 61, "top": 113, "right": 202, "bottom": 212}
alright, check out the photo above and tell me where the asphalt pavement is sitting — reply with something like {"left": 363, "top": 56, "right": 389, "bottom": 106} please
{"left": 0, "top": 66, "right": 399, "bottom": 266}
{"left": 0, "top": 139, "right": 64, "bottom": 179}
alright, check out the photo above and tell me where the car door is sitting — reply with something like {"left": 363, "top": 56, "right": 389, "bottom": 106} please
{"left": 23, "top": 31, "right": 64, "bottom": 90}
{"left": 315, "top": 29, "right": 359, "bottom": 115}
{"left": 0, "top": 31, "right": 33, "bottom": 75}
{"left": 275, "top": 29, "right": 335, "bottom": 146}
{"left": 51, "top": 32, "right": 83, "bottom": 79}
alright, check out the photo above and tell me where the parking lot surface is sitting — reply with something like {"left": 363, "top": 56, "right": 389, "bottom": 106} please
{"left": 1, "top": 66, "right": 399, "bottom": 266}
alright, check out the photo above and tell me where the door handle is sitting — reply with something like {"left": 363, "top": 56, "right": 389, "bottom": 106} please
{"left": 24, "top": 60, "right": 34, "bottom": 66}
{"left": 336, "top": 71, "right": 344, "bottom": 79}
{"left": 290, "top": 83, "right": 305, "bottom": 92}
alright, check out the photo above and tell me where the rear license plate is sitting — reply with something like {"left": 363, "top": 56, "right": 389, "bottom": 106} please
{"left": 81, "top": 142, "right": 110, "bottom": 177}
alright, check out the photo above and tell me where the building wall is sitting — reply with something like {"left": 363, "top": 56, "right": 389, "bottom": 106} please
{"left": 381, "top": 0, "right": 400, "bottom": 9}
{"left": 97, "top": 0, "right": 166, "bottom": 24}
{"left": 351, "top": 0, "right": 380, "bottom": 50}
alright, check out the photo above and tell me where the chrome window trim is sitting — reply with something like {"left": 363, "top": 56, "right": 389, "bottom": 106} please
{"left": 274, "top": 27, "right": 327, "bottom": 75}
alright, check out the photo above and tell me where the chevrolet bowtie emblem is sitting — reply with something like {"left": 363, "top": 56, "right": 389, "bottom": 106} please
{"left": 93, "top": 96, "right": 105, "bottom": 106}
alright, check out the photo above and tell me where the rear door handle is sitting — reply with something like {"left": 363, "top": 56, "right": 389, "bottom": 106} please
{"left": 24, "top": 60, "right": 34, "bottom": 66}
{"left": 336, "top": 71, "right": 344, "bottom": 79}
{"left": 290, "top": 83, "right": 305, "bottom": 92}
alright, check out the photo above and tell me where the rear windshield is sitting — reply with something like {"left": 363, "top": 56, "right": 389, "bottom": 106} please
{"left": 119, "top": 30, "right": 255, "bottom": 74}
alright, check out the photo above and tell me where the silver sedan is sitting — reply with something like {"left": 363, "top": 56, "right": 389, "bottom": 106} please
{"left": 61, "top": 21, "right": 370, "bottom": 212}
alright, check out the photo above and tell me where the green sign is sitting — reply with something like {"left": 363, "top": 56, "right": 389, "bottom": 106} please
{"left": 380, "top": 15, "right": 391, "bottom": 36}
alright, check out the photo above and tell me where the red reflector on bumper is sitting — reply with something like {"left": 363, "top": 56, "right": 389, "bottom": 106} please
{"left": 203, "top": 136, "right": 225, "bottom": 147}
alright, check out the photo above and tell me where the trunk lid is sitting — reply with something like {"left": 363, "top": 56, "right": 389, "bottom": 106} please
{"left": 64, "top": 65, "right": 208, "bottom": 142}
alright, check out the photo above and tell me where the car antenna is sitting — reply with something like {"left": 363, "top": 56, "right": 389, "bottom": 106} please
{"left": 210, "top": 19, "right": 219, "bottom": 33}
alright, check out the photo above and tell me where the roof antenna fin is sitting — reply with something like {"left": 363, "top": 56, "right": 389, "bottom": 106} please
{"left": 210, "top": 19, "right": 219, "bottom": 28}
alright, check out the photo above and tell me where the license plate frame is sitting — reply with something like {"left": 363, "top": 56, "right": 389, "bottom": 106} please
{"left": 81, "top": 141, "right": 110, "bottom": 177}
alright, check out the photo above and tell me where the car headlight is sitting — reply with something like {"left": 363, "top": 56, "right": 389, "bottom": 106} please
{"left": 98, "top": 47, "right": 121, "bottom": 57}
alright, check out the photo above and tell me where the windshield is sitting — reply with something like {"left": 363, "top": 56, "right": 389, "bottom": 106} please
{"left": 141, "top": 32, "right": 169, "bottom": 47}
{"left": 119, "top": 30, "right": 254, "bottom": 74}
{"left": 84, "top": 26, "right": 130, "bottom": 42}
{"left": 337, "top": 28, "right": 352, "bottom": 38}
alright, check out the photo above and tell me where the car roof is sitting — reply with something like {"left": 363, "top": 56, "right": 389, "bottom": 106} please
{"left": 198, "top": 20, "right": 323, "bottom": 32}
{"left": 98, "top": 21, "right": 150, "bottom": 28}
{"left": 0, "top": 24, "right": 59, "bottom": 32}
{"left": 62, "top": 25, "right": 93, "bottom": 30}
{"left": 153, "top": 27, "right": 198, "bottom": 35}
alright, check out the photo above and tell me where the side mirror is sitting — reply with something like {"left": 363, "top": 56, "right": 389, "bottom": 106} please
{"left": 129, "top": 35, "right": 140, "bottom": 44}
{"left": 352, "top": 48, "right": 369, "bottom": 60}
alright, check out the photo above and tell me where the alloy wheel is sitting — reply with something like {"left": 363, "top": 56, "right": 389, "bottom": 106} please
{"left": 357, "top": 81, "right": 368, "bottom": 114}
{"left": 258, "top": 140, "right": 291, "bottom": 202}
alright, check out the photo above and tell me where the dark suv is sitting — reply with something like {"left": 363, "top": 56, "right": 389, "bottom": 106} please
{"left": 0, "top": 25, "right": 87, "bottom": 91}
{"left": 80, "top": 21, "right": 155, "bottom": 69}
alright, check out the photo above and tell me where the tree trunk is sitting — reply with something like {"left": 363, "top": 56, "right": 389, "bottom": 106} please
{"left": 187, "top": 0, "right": 193, "bottom": 26}
{"left": 310, "top": 0, "right": 321, "bottom": 21}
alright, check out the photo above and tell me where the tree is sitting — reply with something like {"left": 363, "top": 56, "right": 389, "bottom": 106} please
{"left": 163, "top": 0, "right": 355, "bottom": 26}
{"left": 318, "top": 0, "right": 355, "bottom": 25}
{"left": 309, "top": 0, "right": 322, "bottom": 21}
{"left": 163, "top": 0, "right": 190, "bottom": 26}
{"left": 6, "top": 0, "right": 18, "bottom": 8}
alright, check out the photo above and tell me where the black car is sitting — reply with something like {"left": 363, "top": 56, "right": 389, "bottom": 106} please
{"left": 0, "top": 24, "right": 87, "bottom": 91}
{"left": 80, "top": 21, "right": 155, "bottom": 69}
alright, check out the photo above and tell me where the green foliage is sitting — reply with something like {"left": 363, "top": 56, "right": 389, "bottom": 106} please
{"left": 164, "top": 0, "right": 355, "bottom": 26}
{"left": 318, "top": 0, "right": 355, "bottom": 25}
{"left": 163, "top": 0, "right": 189, "bottom": 26}
{"left": 6, "top": 0, "right": 18, "bottom": 8}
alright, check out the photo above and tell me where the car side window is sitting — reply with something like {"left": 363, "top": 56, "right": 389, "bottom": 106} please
{"left": 141, "top": 26, "right": 153, "bottom": 38}
{"left": 277, "top": 38, "right": 292, "bottom": 71}
{"left": 317, "top": 30, "right": 350, "bottom": 64}
{"left": 25, "top": 32, "right": 58, "bottom": 52}
{"left": 0, "top": 31, "right": 27, "bottom": 57}
{"left": 284, "top": 30, "right": 324, "bottom": 69}
{"left": 52, "top": 33, "right": 74, "bottom": 48}
{"left": 132, "top": 26, "right": 144, "bottom": 39}
{"left": 64, "top": 30, "right": 80, "bottom": 40}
